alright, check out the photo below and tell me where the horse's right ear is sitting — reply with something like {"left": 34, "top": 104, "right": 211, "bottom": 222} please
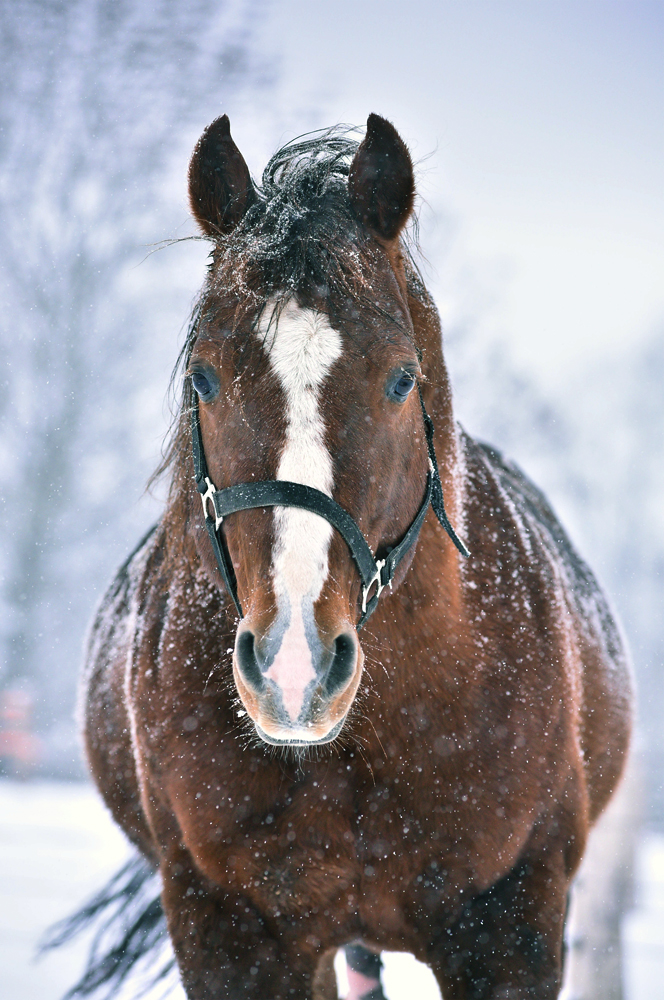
{"left": 188, "top": 115, "right": 256, "bottom": 237}
{"left": 348, "top": 114, "right": 415, "bottom": 242}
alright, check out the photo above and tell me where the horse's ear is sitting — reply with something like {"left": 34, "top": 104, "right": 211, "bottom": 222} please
{"left": 188, "top": 115, "right": 256, "bottom": 237}
{"left": 348, "top": 114, "right": 415, "bottom": 242}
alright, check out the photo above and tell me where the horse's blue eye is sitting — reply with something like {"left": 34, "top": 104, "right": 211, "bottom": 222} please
{"left": 191, "top": 372, "right": 213, "bottom": 399}
{"left": 394, "top": 374, "right": 416, "bottom": 398}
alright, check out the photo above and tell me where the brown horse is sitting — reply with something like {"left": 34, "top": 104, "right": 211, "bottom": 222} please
{"left": 80, "top": 114, "right": 631, "bottom": 999}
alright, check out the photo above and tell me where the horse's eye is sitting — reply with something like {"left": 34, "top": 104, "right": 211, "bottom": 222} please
{"left": 191, "top": 372, "right": 215, "bottom": 400}
{"left": 393, "top": 374, "right": 416, "bottom": 399}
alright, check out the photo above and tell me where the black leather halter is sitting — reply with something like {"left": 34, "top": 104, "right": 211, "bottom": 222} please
{"left": 191, "top": 387, "right": 469, "bottom": 629}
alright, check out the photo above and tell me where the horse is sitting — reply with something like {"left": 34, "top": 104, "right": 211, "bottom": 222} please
{"left": 78, "top": 113, "right": 631, "bottom": 1000}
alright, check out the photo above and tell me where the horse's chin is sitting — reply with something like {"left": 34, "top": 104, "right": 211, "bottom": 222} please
{"left": 253, "top": 715, "right": 347, "bottom": 747}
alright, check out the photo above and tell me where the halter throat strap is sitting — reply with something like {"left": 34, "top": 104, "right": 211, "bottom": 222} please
{"left": 191, "top": 387, "right": 468, "bottom": 629}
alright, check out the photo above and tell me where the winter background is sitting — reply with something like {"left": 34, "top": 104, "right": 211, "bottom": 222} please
{"left": 1, "top": 1, "right": 663, "bottom": 997}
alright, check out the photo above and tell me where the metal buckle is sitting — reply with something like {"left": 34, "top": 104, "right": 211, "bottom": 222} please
{"left": 361, "top": 558, "right": 387, "bottom": 613}
{"left": 201, "top": 477, "right": 223, "bottom": 531}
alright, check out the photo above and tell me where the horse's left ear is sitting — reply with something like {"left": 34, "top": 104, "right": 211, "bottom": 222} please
{"left": 188, "top": 115, "right": 256, "bottom": 237}
{"left": 348, "top": 114, "right": 415, "bottom": 242}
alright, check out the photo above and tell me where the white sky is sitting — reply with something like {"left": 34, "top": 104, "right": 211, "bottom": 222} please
{"left": 244, "top": 0, "right": 664, "bottom": 386}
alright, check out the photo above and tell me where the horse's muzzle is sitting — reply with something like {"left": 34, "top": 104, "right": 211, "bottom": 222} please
{"left": 232, "top": 617, "right": 361, "bottom": 745}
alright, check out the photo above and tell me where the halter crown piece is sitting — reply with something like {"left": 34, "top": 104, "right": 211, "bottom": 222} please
{"left": 191, "top": 385, "right": 469, "bottom": 630}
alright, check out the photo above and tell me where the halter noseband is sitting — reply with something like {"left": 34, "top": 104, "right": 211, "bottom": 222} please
{"left": 191, "top": 386, "right": 469, "bottom": 630}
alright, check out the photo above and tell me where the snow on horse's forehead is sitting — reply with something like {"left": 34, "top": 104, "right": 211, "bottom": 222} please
{"left": 204, "top": 131, "right": 372, "bottom": 302}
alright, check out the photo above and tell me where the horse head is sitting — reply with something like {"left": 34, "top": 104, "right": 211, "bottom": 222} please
{"left": 183, "top": 114, "right": 446, "bottom": 746}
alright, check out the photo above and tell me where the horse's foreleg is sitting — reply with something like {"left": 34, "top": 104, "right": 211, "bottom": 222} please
{"left": 160, "top": 855, "right": 329, "bottom": 1000}
{"left": 344, "top": 944, "right": 386, "bottom": 1000}
{"left": 312, "top": 949, "right": 339, "bottom": 1000}
{"left": 431, "top": 855, "right": 569, "bottom": 999}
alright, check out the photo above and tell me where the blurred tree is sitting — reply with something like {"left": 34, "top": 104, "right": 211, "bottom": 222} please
{"left": 0, "top": 0, "right": 266, "bottom": 775}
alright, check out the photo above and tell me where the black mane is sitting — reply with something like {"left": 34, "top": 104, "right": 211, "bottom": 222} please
{"left": 222, "top": 127, "right": 364, "bottom": 300}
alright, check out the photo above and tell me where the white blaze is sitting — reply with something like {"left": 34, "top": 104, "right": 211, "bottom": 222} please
{"left": 256, "top": 300, "right": 342, "bottom": 722}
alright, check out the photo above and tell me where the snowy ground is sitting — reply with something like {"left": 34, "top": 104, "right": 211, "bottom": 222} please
{"left": 0, "top": 780, "right": 139, "bottom": 1000}
{"left": 622, "top": 834, "right": 664, "bottom": 1000}
{"left": 1, "top": 778, "right": 663, "bottom": 1000}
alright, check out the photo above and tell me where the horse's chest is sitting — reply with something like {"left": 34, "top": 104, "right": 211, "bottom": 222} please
{"left": 204, "top": 820, "right": 361, "bottom": 924}
{"left": 351, "top": 766, "right": 534, "bottom": 901}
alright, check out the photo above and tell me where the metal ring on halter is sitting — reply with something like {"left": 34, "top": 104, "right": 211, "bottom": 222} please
{"left": 362, "top": 559, "right": 386, "bottom": 614}
{"left": 201, "top": 478, "right": 224, "bottom": 531}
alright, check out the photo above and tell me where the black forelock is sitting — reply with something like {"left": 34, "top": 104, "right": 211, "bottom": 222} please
{"left": 213, "top": 127, "right": 366, "bottom": 302}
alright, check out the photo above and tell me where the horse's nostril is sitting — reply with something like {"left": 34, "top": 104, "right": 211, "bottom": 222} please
{"left": 324, "top": 633, "right": 357, "bottom": 696}
{"left": 235, "top": 631, "right": 265, "bottom": 693}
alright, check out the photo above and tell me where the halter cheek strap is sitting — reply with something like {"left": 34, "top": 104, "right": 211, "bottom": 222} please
{"left": 191, "top": 386, "right": 468, "bottom": 630}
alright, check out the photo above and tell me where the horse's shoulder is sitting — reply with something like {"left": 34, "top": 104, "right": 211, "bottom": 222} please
{"left": 85, "top": 523, "right": 163, "bottom": 670}
{"left": 461, "top": 431, "right": 627, "bottom": 669}
{"left": 87, "top": 522, "right": 232, "bottom": 677}
{"left": 466, "top": 434, "right": 572, "bottom": 551}
{"left": 462, "top": 430, "right": 573, "bottom": 557}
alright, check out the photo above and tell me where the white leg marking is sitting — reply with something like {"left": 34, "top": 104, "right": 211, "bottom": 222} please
{"left": 257, "top": 300, "right": 343, "bottom": 720}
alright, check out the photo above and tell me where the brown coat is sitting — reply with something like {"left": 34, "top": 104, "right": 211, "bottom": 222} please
{"left": 82, "top": 114, "right": 631, "bottom": 1000}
